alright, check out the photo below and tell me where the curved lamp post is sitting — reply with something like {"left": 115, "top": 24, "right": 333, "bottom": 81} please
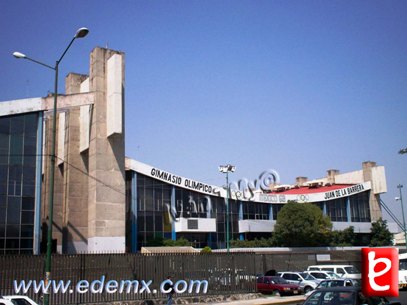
{"left": 219, "top": 164, "right": 235, "bottom": 253}
{"left": 13, "top": 27, "right": 89, "bottom": 305}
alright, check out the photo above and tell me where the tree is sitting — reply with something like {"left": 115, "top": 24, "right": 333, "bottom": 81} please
{"left": 369, "top": 218, "right": 393, "bottom": 247}
{"left": 330, "top": 226, "right": 356, "bottom": 246}
{"left": 272, "top": 201, "right": 332, "bottom": 247}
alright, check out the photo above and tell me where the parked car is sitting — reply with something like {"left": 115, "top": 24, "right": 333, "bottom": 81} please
{"left": 278, "top": 271, "right": 319, "bottom": 293}
{"left": 307, "top": 264, "right": 361, "bottom": 279}
{"left": 0, "top": 298, "right": 14, "bottom": 305}
{"left": 304, "top": 279, "right": 361, "bottom": 297}
{"left": 301, "top": 286, "right": 401, "bottom": 305}
{"left": 304, "top": 270, "right": 340, "bottom": 280}
{"left": 1, "top": 295, "right": 40, "bottom": 305}
{"left": 256, "top": 276, "right": 301, "bottom": 296}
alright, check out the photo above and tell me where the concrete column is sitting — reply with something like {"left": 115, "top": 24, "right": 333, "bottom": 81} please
{"left": 362, "top": 161, "right": 382, "bottom": 221}
{"left": 327, "top": 169, "right": 339, "bottom": 184}
{"left": 87, "top": 47, "right": 126, "bottom": 252}
{"left": 65, "top": 73, "right": 88, "bottom": 95}
{"left": 296, "top": 177, "right": 308, "bottom": 186}
{"left": 63, "top": 108, "right": 89, "bottom": 253}
{"left": 346, "top": 197, "right": 351, "bottom": 222}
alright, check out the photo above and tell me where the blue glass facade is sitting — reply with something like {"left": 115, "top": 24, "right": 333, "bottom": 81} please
{"left": 126, "top": 171, "right": 374, "bottom": 251}
{"left": 0, "top": 112, "right": 42, "bottom": 254}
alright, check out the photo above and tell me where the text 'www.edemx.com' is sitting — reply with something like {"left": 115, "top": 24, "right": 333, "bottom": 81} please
{"left": 13, "top": 277, "right": 208, "bottom": 294}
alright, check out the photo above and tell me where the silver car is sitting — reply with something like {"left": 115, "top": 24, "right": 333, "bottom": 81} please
{"left": 278, "top": 271, "right": 319, "bottom": 294}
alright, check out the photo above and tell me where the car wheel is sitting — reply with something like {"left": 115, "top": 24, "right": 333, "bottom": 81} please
{"left": 273, "top": 290, "right": 281, "bottom": 296}
{"left": 304, "top": 286, "right": 313, "bottom": 294}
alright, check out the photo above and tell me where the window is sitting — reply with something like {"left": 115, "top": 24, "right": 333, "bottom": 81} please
{"left": 350, "top": 192, "right": 371, "bottom": 222}
{"left": 0, "top": 113, "right": 39, "bottom": 254}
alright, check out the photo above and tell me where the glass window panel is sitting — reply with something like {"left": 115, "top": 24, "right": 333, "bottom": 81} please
{"left": 154, "top": 215, "right": 162, "bottom": 231}
{"left": 21, "top": 211, "right": 34, "bottom": 224}
{"left": 0, "top": 150, "right": 8, "bottom": 165}
{"left": 24, "top": 113, "right": 38, "bottom": 136}
{"left": 145, "top": 214, "right": 154, "bottom": 231}
{"left": 0, "top": 117, "right": 10, "bottom": 134}
{"left": 6, "top": 225, "right": 20, "bottom": 237}
{"left": 0, "top": 165, "right": 7, "bottom": 178}
{"left": 7, "top": 197, "right": 21, "bottom": 224}
{"left": 0, "top": 207, "right": 5, "bottom": 224}
{"left": 0, "top": 225, "right": 5, "bottom": 237}
{"left": 0, "top": 238, "right": 4, "bottom": 249}
{"left": 22, "top": 184, "right": 35, "bottom": 196}
{"left": 10, "top": 116, "right": 24, "bottom": 135}
{"left": 5, "top": 238, "right": 19, "bottom": 249}
{"left": 21, "top": 225, "right": 34, "bottom": 237}
{"left": 22, "top": 197, "right": 35, "bottom": 211}
{"left": 0, "top": 183, "right": 6, "bottom": 196}
{"left": 10, "top": 134, "right": 23, "bottom": 165}
{"left": 20, "top": 239, "right": 33, "bottom": 249}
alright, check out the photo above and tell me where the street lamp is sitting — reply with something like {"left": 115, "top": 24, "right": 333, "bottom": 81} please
{"left": 219, "top": 164, "right": 235, "bottom": 253}
{"left": 396, "top": 184, "right": 407, "bottom": 249}
{"left": 13, "top": 27, "right": 89, "bottom": 305}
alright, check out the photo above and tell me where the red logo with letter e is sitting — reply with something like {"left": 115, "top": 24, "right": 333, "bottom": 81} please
{"left": 361, "top": 248, "right": 398, "bottom": 297}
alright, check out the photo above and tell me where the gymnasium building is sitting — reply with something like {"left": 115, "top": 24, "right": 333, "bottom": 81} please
{"left": 0, "top": 47, "right": 396, "bottom": 254}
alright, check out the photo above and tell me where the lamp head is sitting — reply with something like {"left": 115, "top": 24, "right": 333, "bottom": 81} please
{"left": 75, "top": 27, "right": 89, "bottom": 39}
{"left": 13, "top": 52, "right": 26, "bottom": 59}
{"left": 219, "top": 164, "right": 236, "bottom": 173}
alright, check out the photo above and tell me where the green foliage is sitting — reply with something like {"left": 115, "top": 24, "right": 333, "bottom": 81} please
{"left": 272, "top": 201, "right": 332, "bottom": 247}
{"left": 163, "top": 237, "right": 192, "bottom": 247}
{"left": 145, "top": 236, "right": 164, "bottom": 246}
{"left": 330, "top": 226, "right": 356, "bottom": 246}
{"left": 230, "top": 237, "right": 274, "bottom": 248}
{"left": 369, "top": 218, "right": 393, "bottom": 247}
{"left": 200, "top": 246, "right": 212, "bottom": 253}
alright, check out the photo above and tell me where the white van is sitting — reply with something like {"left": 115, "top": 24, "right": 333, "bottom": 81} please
{"left": 307, "top": 265, "right": 361, "bottom": 279}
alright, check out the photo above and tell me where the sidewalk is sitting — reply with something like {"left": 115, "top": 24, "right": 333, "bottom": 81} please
{"left": 194, "top": 295, "right": 306, "bottom": 305}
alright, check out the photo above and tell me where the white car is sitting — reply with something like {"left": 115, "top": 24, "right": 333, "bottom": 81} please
{"left": 1, "top": 295, "right": 39, "bottom": 305}
{"left": 304, "top": 270, "right": 340, "bottom": 280}
{"left": 307, "top": 264, "right": 361, "bottom": 279}
{"left": 278, "top": 271, "right": 319, "bottom": 294}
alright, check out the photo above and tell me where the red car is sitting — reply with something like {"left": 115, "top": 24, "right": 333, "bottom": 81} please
{"left": 257, "top": 275, "right": 301, "bottom": 296}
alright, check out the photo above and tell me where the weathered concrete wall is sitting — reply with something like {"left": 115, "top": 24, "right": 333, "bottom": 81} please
{"left": 40, "top": 47, "right": 125, "bottom": 253}
{"left": 87, "top": 47, "right": 126, "bottom": 252}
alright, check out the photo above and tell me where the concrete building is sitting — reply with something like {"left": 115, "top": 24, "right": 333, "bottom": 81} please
{"left": 0, "top": 47, "right": 396, "bottom": 254}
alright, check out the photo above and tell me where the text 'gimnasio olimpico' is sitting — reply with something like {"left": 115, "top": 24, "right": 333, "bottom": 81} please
{"left": 0, "top": 47, "right": 398, "bottom": 254}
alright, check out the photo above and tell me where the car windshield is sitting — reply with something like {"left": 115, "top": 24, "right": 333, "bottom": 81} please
{"left": 344, "top": 266, "right": 359, "bottom": 274}
{"left": 305, "top": 291, "right": 356, "bottom": 305}
{"left": 327, "top": 272, "right": 340, "bottom": 278}
{"left": 271, "top": 277, "right": 288, "bottom": 284}
{"left": 300, "top": 273, "right": 317, "bottom": 280}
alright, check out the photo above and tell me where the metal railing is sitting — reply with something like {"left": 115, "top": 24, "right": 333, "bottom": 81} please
{"left": 0, "top": 252, "right": 257, "bottom": 305}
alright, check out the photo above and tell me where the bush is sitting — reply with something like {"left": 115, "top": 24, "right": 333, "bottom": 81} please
{"left": 201, "top": 246, "right": 212, "bottom": 253}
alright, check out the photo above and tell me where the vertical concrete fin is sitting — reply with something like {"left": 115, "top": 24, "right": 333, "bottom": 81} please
{"left": 57, "top": 112, "right": 66, "bottom": 165}
{"left": 80, "top": 105, "right": 90, "bottom": 152}
{"left": 80, "top": 78, "right": 90, "bottom": 93}
{"left": 106, "top": 53, "right": 123, "bottom": 137}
